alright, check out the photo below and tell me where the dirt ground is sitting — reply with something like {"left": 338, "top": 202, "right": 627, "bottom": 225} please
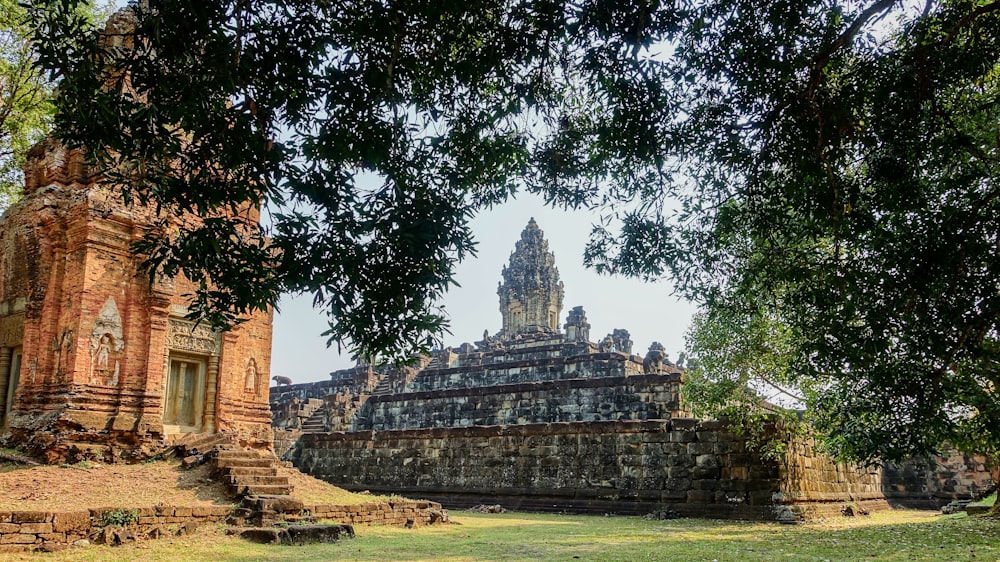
{"left": 0, "top": 459, "right": 379, "bottom": 512}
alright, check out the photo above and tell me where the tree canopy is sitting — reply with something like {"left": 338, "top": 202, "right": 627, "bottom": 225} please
{"left": 0, "top": 0, "right": 54, "bottom": 208}
{"left": 29, "top": 0, "right": 1000, "bottom": 465}
{"left": 0, "top": 0, "right": 108, "bottom": 209}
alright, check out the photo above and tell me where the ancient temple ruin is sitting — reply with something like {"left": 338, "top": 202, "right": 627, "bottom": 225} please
{"left": 270, "top": 219, "right": 989, "bottom": 519}
{"left": 0, "top": 138, "right": 274, "bottom": 463}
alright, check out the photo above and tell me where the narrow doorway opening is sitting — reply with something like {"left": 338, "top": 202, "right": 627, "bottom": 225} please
{"left": 1, "top": 347, "right": 21, "bottom": 425}
{"left": 162, "top": 353, "right": 207, "bottom": 433}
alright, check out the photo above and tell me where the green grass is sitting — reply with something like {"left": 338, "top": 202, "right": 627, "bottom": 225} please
{"left": 5, "top": 509, "right": 998, "bottom": 561}
{"left": 968, "top": 492, "right": 996, "bottom": 507}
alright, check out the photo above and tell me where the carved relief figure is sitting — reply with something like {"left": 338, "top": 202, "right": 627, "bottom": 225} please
{"left": 166, "top": 318, "right": 221, "bottom": 355}
{"left": 245, "top": 358, "right": 260, "bottom": 395}
{"left": 89, "top": 298, "right": 125, "bottom": 386}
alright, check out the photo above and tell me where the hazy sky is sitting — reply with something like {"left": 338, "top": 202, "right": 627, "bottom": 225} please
{"left": 271, "top": 193, "right": 698, "bottom": 384}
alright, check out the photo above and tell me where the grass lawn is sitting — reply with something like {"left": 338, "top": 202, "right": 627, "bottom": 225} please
{"left": 4, "top": 509, "right": 997, "bottom": 562}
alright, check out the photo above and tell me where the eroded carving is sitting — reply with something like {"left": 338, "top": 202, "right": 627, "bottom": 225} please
{"left": 0, "top": 314, "right": 25, "bottom": 347}
{"left": 167, "top": 317, "right": 221, "bottom": 355}
{"left": 90, "top": 298, "right": 124, "bottom": 386}
{"left": 245, "top": 357, "right": 260, "bottom": 395}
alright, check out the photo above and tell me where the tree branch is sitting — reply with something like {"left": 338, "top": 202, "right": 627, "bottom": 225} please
{"left": 942, "top": 0, "right": 1000, "bottom": 45}
{"left": 807, "top": 0, "right": 899, "bottom": 96}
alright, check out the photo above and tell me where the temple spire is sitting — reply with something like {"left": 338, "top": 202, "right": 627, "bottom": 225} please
{"left": 497, "top": 218, "right": 565, "bottom": 337}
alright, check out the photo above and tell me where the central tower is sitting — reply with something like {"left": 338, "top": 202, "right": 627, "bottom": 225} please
{"left": 497, "top": 218, "right": 565, "bottom": 337}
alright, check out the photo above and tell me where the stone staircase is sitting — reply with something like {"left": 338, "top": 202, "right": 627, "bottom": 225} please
{"left": 213, "top": 449, "right": 294, "bottom": 497}
{"left": 172, "top": 433, "right": 293, "bottom": 497}
{"left": 170, "top": 433, "right": 355, "bottom": 546}
{"left": 369, "top": 376, "right": 393, "bottom": 396}
{"left": 300, "top": 406, "right": 328, "bottom": 433}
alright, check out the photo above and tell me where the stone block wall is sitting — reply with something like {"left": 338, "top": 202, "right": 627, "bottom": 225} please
{"left": 273, "top": 428, "right": 303, "bottom": 458}
{"left": 778, "top": 438, "right": 889, "bottom": 518}
{"left": 882, "top": 447, "right": 995, "bottom": 508}
{"left": 409, "top": 348, "right": 645, "bottom": 392}
{"left": 305, "top": 500, "right": 447, "bottom": 527}
{"left": 357, "top": 374, "right": 682, "bottom": 430}
{"left": 292, "top": 419, "right": 888, "bottom": 520}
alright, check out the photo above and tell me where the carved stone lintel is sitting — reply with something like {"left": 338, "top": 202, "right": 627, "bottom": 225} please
{"left": 0, "top": 315, "right": 25, "bottom": 348}
{"left": 166, "top": 318, "right": 221, "bottom": 356}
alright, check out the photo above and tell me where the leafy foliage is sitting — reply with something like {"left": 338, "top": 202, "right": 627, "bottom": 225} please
{"left": 29, "top": 0, "right": 681, "bottom": 361}
{"left": 682, "top": 304, "right": 807, "bottom": 457}
{"left": 0, "top": 0, "right": 109, "bottom": 210}
{"left": 0, "top": 0, "right": 52, "bottom": 209}
{"left": 97, "top": 507, "right": 139, "bottom": 528}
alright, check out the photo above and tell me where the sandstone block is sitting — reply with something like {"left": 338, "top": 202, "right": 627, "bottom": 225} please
{"left": 0, "top": 534, "right": 37, "bottom": 544}
{"left": 18, "top": 523, "right": 52, "bottom": 534}
{"left": 11, "top": 512, "right": 49, "bottom": 524}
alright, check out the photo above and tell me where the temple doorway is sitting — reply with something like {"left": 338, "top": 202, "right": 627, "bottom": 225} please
{"left": 2, "top": 347, "right": 20, "bottom": 425}
{"left": 163, "top": 353, "right": 207, "bottom": 433}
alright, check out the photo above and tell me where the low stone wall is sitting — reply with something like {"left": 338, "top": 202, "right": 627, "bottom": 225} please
{"left": 270, "top": 380, "right": 345, "bottom": 405}
{"left": 0, "top": 499, "right": 446, "bottom": 552}
{"left": 294, "top": 419, "right": 888, "bottom": 520}
{"left": 779, "top": 439, "right": 889, "bottom": 518}
{"left": 358, "top": 374, "right": 681, "bottom": 430}
{"left": 306, "top": 500, "right": 447, "bottom": 527}
{"left": 0, "top": 505, "right": 232, "bottom": 553}
{"left": 882, "top": 448, "right": 995, "bottom": 508}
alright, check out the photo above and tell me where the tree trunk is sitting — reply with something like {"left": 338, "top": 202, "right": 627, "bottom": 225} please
{"left": 988, "top": 456, "right": 999, "bottom": 517}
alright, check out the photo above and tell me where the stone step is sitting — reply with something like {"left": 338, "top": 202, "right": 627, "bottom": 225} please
{"left": 175, "top": 432, "right": 232, "bottom": 452}
{"left": 237, "top": 484, "right": 295, "bottom": 496}
{"left": 300, "top": 406, "right": 327, "bottom": 432}
{"left": 216, "top": 451, "right": 265, "bottom": 461}
{"left": 216, "top": 458, "right": 276, "bottom": 468}
{"left": 227, "top": 524, "right": 354, "bottom": 546}
{"left": 226, "top": 475, "right": 290, "bottom": 487}
{"left": 220, "top": 466, "right": 279, "bottom": 477}
{"left": 240, "top": 494, "right": 305, "bottom": 513}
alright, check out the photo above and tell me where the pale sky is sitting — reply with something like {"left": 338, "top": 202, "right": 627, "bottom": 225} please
{"left": 270, "top": 193, "right": 699, "bottom": 384}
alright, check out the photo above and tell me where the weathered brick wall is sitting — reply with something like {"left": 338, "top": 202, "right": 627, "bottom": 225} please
{"left": 306, "top": 500, "right": 447, "bottom": 527}
{"left": 0, "top": 139, "right": 273, "bottom": 462}
{"left": 293, "top": 419, "right": 887, "bottom": 520}
{"left": 882, "top": 447, "right": 995, "bottom": 508}
{"left": 358, "top": 374, "right": 681, "bottom": 430}
{"left": 0, "top": 505, "right": 232, "bottom": 553}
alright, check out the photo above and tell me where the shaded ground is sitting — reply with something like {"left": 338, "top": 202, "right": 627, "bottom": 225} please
{"left": 0, "top": 458, "right": 380, "bottom": 512}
